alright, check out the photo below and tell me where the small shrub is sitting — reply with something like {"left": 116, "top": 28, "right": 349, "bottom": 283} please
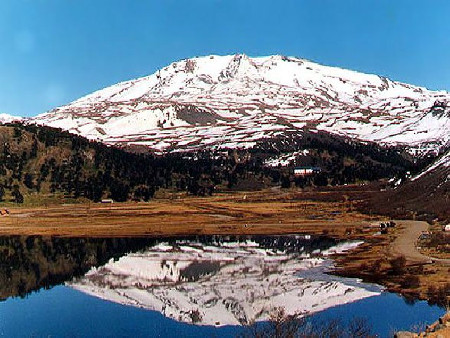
{"left": 389, "top": 255, "right": 406, "bottom": 275}
{"left": 189, "top": 309, "right": 202, "bottom": 323}
{"left": 400, "top": 275, "right": 420, "bottom": 289}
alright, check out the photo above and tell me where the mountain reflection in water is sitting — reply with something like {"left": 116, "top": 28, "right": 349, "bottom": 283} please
{"left": 0, "top": 235, "right": 337, "bottom": 301}
{"left": 67, "top": 236, "right": 381, "bottom": 326}
{"left": 0, "top": 235, "right": 381, "bottom": 327}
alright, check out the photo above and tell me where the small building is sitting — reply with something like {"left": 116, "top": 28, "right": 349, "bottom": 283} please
{"left": 443, "top": 224, "right": 450, "bottom": 232}
{"left": 294, "top": 166, "right": 321, "bottom": 177}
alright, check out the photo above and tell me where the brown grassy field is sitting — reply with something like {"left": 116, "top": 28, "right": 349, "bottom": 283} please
{"left": 0, "top": 189, "right": 377, "bottom": 237}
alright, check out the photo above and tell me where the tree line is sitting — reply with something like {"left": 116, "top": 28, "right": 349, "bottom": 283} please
{"left": 0, "top": 124, "right": 432, "bottom": 204}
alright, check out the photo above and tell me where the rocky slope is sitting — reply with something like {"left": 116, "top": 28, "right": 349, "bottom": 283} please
{"left": 29, "top": 54, "right": 450, "bottom": 154}
{"left": 370, "top": 149, "right": 450, "bottom": 221}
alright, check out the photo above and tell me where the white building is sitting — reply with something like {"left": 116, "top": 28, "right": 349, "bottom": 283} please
{"left": 294, "top": 167, "right": 321, "bottom": 177}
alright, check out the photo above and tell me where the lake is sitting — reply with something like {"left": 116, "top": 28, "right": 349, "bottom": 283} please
{"left": 0, "top": 235, "right": 445, "bottom": 337}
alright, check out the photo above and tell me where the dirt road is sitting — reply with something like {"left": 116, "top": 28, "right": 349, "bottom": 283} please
{"left": 390, "top": 220, "right": 450, "bottom": 265}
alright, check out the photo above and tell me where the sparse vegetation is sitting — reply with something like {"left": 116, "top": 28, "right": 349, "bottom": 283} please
{"left": 427, "top": 283, "right": 450, "bottom": 308}
{"left": 419, "top": 231, "right": 450, "bottom": 258}
{"left": 240, "top": 307, "right": 375, "bottom": 338}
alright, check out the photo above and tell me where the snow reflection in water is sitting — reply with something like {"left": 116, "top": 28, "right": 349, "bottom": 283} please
{"left": 69, "top": 236, "right": 381, "bottom": 326}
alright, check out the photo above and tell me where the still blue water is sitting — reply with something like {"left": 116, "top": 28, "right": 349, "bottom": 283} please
{"left": 0, "top": 286, "right": 444, "bottom": 337}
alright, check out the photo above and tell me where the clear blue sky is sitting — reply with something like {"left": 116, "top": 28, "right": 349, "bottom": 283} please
{"left": 1, "top": 0, "right": 450, "bottom": 117}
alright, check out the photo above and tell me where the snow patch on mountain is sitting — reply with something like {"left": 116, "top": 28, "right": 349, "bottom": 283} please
{"left": 0, "top": 113, "right": 22, "bottom": 124}
{"left": 265, "top": 150, "right": 310, "bottom": 167}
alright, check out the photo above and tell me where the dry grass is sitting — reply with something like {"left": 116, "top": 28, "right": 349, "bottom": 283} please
{"left": 0, "top": 189, "right": 377, "bottom": 237}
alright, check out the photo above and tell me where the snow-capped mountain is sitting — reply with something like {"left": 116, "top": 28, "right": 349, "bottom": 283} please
{"left": 30, "top": 54, "right": 450, "bottom": 154}
{"left": 0, "top": 113, "right": 22, "bottom": 124}
{"left": 69, "top": 238, "right": 380, "bottom": 326}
